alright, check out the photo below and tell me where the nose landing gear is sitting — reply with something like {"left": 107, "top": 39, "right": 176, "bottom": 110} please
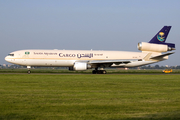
{"left": 27, "top": 66, "right": 31, "bottom": 74}
{"left": 27, "top": 70, "right": 31, "bottom": 74}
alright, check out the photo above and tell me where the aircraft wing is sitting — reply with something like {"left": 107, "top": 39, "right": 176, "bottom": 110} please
{"left": 89, "top": 60, "right": 132, "bottom": 64}
{"left": 87, "top": 60, "right": 130, "bottom": 68}
{"left": 88, "top": 59, "right": 139, "bottom": 68}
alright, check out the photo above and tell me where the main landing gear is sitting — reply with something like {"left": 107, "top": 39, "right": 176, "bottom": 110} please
{"left": 92, "top": 68, "right": 107, "bottom": 74}
{"left": 27, "top": 66, "right": 31, "bottom": 74}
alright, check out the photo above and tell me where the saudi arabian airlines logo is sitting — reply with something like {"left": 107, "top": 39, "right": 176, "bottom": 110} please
{"left": 25, "top": 52, "right": 30, "bottom": 55}
{"left": 157, "top": 32, "right": 165, "bottom": 42}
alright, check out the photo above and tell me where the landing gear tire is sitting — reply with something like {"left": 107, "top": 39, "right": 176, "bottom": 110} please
{"left": 102, "top": 70, "right": 107, "bottom": 74}
{"left": 92, "top": 70, "right": 107, "bottom": 74}
{"left": 92, "top": 70, "right": 97, "bottom": 74}
{"left": 27, "top": 70, "right": 31, "bottom": 74}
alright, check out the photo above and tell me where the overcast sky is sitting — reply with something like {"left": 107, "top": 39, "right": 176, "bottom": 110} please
{"left": 0, "top": 0, "right": 180, "bottom": 66}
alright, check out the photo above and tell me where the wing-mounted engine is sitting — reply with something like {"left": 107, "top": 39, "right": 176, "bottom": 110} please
{"left": 138, "top": 42, "right": 175, "bottom": 52}
{"left": 69, "top": 62, "right": 91, "bottom": 71}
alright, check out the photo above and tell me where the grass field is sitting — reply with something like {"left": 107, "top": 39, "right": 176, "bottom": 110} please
{"left": 0, "top": 74, "right": 180, "bottom": 120}
{"left": 1, "top": 68, "right": 180, "bottom": 74}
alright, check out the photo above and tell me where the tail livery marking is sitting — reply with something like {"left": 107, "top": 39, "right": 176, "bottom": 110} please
{"left": 157, "top": 32, "right": 165, "bottom": 42}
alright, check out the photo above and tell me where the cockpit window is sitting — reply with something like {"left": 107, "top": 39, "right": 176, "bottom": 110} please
{"left": 8, "top": 54, "right": 14, "bottom": 56}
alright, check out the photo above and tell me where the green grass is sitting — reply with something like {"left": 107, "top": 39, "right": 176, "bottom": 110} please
{"left": 1, "top": 68, "right": 180, "bottom": 74}
{"left": 0, "top": 74, "right": 180, "bottom": 119}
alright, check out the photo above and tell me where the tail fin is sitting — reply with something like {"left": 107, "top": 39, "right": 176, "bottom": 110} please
{"left": 149, "top": 26, "right": 175, "bottom": 48}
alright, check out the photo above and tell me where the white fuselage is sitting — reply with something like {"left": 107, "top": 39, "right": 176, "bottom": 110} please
{"left": 5, "top": 49, "right": 161, "bottom": 68}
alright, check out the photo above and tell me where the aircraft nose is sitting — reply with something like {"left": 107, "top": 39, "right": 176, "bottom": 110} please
{"left": 5, "top": 56, "right": 10, "bottom": 62}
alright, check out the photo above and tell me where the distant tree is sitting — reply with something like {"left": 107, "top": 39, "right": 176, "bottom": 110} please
{"left": 147, "top": 65, "right": 151, "bottom": 69}
{"left": 155, "top": 65, "right": 160, "bottom": 69}
{"left": 176, "top": 66, "right": 180, "bottom": 69}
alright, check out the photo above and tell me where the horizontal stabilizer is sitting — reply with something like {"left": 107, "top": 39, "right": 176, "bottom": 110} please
{"left": 150, "top": 52, "right": 174, "bottom": 59}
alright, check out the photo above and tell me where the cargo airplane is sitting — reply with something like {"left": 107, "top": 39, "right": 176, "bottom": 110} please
{"left": 5, "top": 26, "right": 175, "bottom": 74}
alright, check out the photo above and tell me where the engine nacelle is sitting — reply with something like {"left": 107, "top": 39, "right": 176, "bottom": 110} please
{"left": 69, "top": 62, "right": 91, "bottom": 71}
{"left": 138, "top": 42, "right": 173, "bottom": 52}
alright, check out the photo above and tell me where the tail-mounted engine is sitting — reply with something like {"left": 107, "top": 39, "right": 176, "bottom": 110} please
{"left": 138, "top": 42, "right": 175, "bottom": 52}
